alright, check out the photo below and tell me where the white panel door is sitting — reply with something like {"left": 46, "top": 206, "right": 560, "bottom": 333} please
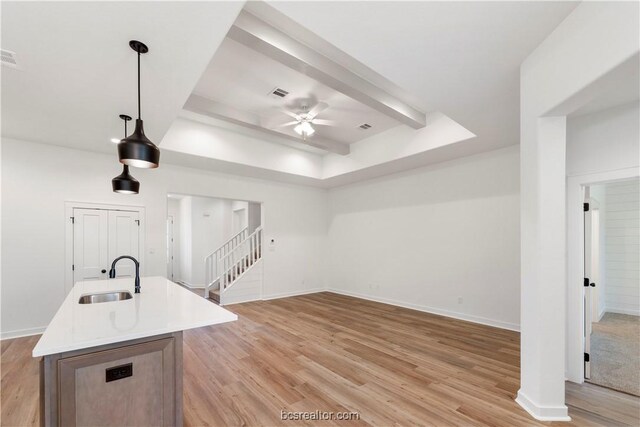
{"left": 73, "top": 209, "right": 109, "bottom": 283}
{"left": 107, "top": 210, "right": 140, "bottom": 278}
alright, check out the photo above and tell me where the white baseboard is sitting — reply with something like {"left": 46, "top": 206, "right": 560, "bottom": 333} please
{"left": 516, "top": 390, "right": 571, "bottom": 422}
{"left": 177, "top": 281, "right": 205, "bottom": 289}
{"left": 326, "top": 288, "right": 520, "bottom": 332}
{"left": 1, "top": 326, "right": 46, "bottom": 340}
{"left": 262, "top": 288, "right": 325, "bottom": 301}
{"left": 222, "top": 295, "right": 260, "bottom": 306}
{"left": 605, "top": 307, "right": 640, "bottom": 317}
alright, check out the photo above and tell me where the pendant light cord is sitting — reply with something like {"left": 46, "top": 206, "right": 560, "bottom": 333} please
{"left": 137, "top": 51, "right": 141, "bottom": 120}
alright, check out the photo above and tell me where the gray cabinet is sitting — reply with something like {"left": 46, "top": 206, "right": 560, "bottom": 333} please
{"left": 40, "top": 332, "right": 183, "bottom": 427}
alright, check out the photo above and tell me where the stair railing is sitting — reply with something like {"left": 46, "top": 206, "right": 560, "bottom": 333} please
{"left": 218, "top": 226, "right": 263, "bottom": 292}
{"left": 204, "top": 227, "right": 248, "bottom": 297}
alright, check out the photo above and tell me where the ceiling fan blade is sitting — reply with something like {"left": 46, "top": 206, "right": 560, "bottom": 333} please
{"left": 275, "top": 121, "right": 299, "bottom": 128}
{"left": 280, "top": 109, "right": 301, "bottom": 120}
{"left": 307, "top": 102, "right": 328, "bottom": 119}
{"left": 311, "top": 119, "right": 336, "bottom": 126}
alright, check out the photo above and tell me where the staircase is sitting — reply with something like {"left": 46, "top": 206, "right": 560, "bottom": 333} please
{"left": 204, "top": 226, "right": 263, "bottom": 305}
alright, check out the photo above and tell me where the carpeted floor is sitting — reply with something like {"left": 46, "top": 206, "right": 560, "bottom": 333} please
{"left": 588, "top": 312, "right": 640, "bottom": 396}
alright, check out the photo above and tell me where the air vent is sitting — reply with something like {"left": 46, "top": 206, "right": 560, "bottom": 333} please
{"left": 1, "top": 49, "right": 18, "bottom": 68}
{"left": 359, "top": 123, "right": 372, "bottom": 130}
{"left": 269, "top": 87, "right": 289, "bottom": 98}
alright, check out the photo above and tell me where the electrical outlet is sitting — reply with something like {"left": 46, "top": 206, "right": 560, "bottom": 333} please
{"left": 457, "top": 297, "right": 463, "bottom": 304}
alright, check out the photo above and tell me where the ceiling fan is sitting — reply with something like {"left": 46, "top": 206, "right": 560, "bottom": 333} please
{"left": 275, "top": 101, "right": 336, "bottom": 139}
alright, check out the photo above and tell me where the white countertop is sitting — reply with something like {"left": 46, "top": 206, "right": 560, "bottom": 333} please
{"left": 32, "top": 276, "right": 237, "bottom": 357}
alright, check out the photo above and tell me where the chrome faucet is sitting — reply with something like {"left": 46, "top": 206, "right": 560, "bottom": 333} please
{"left": 109, "top": 256, "right": 141, "bottom": 293}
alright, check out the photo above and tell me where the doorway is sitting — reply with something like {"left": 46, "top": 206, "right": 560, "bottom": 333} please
{"left": 583, "top": 178, "right": 640, "bottom": 396}
{"left": 166, "top": 193, "right": 262, "bottom": 290}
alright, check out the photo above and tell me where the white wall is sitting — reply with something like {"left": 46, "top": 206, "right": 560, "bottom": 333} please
{"left": 326, "top": 145, "right": 520, "bottom": 330}
{"left": 247, "top": 202, "right": 261, "bottom": 234}
{"left": 231, "top": 200, "right": 248, "bottom": 235}
{"left": 603, "top": 179, "right": 640, "bottom": 316}
{"left": 190, "top": 196, "right": 217, "bottom": 286}
{"left": 567, "top": 102, "right": 640, "bottom": 176}
{"left": 189, "top": 196, "right": 233, "bottom": 286}
{"left": 1, "top": 138, "right": 328, "bottom": 338}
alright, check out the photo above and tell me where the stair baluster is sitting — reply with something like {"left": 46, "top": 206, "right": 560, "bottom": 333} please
{"left": 204, "top": 226, "right": 263, "bottom": 303}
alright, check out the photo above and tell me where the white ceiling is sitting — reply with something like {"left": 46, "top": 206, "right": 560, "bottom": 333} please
{"left": 1, "top": 1, "right": 243, "bottom": 155}
{"left": 268, "top": 1, "right": 580, "bottom": 152}
{"left": 2, "top": 1, "right": 586, "bottom": 188}
{"left": 192, "top": 37, "right": 401, "bottom": 145}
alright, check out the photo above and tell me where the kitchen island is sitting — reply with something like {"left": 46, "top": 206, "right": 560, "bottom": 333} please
{"left": 33, "top": 276, "right": 237, "bottom": 427}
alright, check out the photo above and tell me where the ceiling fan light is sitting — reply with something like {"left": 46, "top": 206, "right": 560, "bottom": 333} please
{"left": 112, "top": 165, "right": 140, "bottom": 194}
{"left": 294, "top": 121, "right": 315, "bottom": 137}
{"left": 118, "top": 119, "right": 160, "bottom": 168}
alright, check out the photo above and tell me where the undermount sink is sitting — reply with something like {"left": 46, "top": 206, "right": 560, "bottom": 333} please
{"left": 78, "top": 291, "right": 133, "bottom": 304}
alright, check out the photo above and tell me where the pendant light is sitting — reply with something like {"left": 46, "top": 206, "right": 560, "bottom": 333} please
{"left": 118, "top": 40, "right": 160, "bottom": 169}
{"left": 112, "top": 114, "right": 140, "bottom": 194}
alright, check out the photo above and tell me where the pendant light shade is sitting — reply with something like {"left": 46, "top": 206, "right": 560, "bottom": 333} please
{"left": 112, "top": 165, "right": 140, "bottom": 194}
{"left": 118, "top": 40, "right": 160, "bottom": 169}
{"left": 113, "top": 114, "right": 140, "bottom": 194}
{"left": 118, "top": 119, "right": 160, "bottom": 168}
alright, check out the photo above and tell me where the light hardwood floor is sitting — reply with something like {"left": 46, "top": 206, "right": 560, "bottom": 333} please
{"left": 2, "top": 292, "right": 639, "bottom": 426}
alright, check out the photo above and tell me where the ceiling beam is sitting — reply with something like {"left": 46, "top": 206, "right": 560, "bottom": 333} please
{"left": 183, "top": 95, "right": 351, "bottom": 155}
{"left": 228, "top": 9, "right": 427, "bottom": 129}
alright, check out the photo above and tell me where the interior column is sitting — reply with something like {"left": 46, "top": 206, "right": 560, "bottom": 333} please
{"left": 517, "top": 116, "right": 570, "bottom": 421}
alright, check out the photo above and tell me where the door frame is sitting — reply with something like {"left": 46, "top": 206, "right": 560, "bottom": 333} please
{"left": 167, "top": 215, "right": 174, "bottom": 281}
{"left": 65, "top": 201, "right": 146, "bottom": 295}
{"left": 583, "top": 196, "right": 600, "bottom": 379}
{"left": 566, "top": 166, "right": 639, "bottom": 383}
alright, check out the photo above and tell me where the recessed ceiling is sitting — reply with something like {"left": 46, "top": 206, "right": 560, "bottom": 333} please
{"left": 268, "top": 1, "right": 580, "bottom": 150}
{"left": 191, "top": 37, "right": 401, "bottom": 146}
